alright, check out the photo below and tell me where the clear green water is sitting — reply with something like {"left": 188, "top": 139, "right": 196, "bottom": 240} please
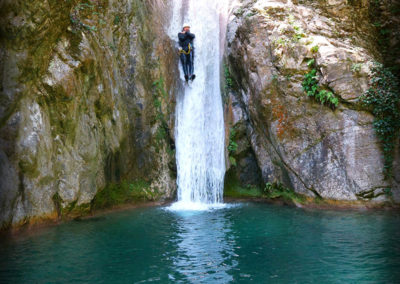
{"left": 1, "top": 203, "right": 400, "bottom": 283}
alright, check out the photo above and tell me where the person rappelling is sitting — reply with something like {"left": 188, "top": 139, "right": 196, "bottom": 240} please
{"left": 178, "top": 23, "right": 196, "bottom": 82}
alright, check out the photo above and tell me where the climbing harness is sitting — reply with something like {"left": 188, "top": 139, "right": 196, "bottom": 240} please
{"left": 179, "top": 43, "right": 191, "bottom": 55}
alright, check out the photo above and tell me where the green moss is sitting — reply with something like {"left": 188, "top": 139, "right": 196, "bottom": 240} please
{"left": 152, "top": 75, "right": 174, "bottom": 155}
{"left": 227, "top": 126, "right": 239, "bottom": 167}
{"left": 224, "top": 171, "right": 263, "bottom": 198}
{"left": 62, "top": 201, "right": 91, "bottom": 217}
{"left": 263, "top": 182, "right": 307, "bottom": 203}
{"left": 91, "top": 180, "right": 152, "bottom": 210}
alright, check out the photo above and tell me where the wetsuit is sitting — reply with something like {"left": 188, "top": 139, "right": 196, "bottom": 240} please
{"left": 178, "top": 31, "right": 195, "bottom": 79}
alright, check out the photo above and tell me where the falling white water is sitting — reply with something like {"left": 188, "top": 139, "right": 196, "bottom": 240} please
{"left": 167, "top": 0, "right": 229, "bottom": 210}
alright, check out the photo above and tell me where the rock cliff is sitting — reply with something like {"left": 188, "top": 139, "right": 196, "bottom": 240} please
{"left": 1, "top": 0, "right": 399, "bottom": 230}
{"left": 0, "top": 0, "right": 178, "bottom": 229}
{"left": 225, "top": 0, "right": 400, "bottom": 203}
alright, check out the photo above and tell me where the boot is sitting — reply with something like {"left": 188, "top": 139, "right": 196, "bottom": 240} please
{"left": 190, "top": 74, "right": 196, "bottom": 81}
{"left": 184, "top": 75, "right": 189, "bottom": 82}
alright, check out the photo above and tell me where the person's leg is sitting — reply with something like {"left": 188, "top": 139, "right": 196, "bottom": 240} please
{"left": 189, "top": 50, "right": 195, "bottom": 80}
{"left": 180, "top": 53, "right": 189, "bottom": 81}
{"left": 185, "top": 53, "right": 192, "bottom": 78}
{"left": 187, "top": 53, "right": 192, "bottom": 77}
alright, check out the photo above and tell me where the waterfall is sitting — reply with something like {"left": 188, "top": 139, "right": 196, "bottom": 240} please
{"left": 168, "top": 0, "right": 229, "bottom": 210}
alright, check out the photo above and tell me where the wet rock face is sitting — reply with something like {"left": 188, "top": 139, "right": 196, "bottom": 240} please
{"left": 0, "top": 0, "right": 178, "bottom": 228}
{"left": 225, "top": 0, "right": 400, "bottom": 202}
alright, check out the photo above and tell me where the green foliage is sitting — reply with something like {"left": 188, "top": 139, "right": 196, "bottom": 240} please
{"left": 360, "top": 62, "right": 400, "bottom": 178}
{"left": 224, "top": 171, "right": 262, "bottom": 198}
{"left": 92, "top": 180, "right": 152, "bottom": 209}
{"left": 153, "top": 77, "right": 168, "bottom": 98}
{"left": 263, "top": 182, "right": 306, "bottom": 203}
{"left": 228, "top": 126, "right": 238, "bottom": 167}
{"left": 246, "top": 12, "right": 256, "bottom": 18}
{"left": 351, "top": 63, "right": 362, "bottom": 73}
{"left": 229, "top": 156, "right": 237, "bottom": 167}
{"left": 228, "top": 127, "right": 238, "bottom": 153}
{"left": 315, "top": 90, "right": 339, "bottom": 106}
{"left": 302, "top": 59, "right": 339, "bottom": 108}
{"left": 310, "top": 45, "right": 319, "bottom": 53}
{"left": 82, "top": 24, "right": 97, "bottom": 31}
{"left": 75, "top": 2, "right": 95, "bottom": 11}
{"left": 113, "top": 15, "right": 120, "bottom": 25}
{"left": 108, "top": 42, "right": 116, "bottom": 51}
{"left": 70, "top": 1, "right": 103, "bottom": 33}
{"left": 274, "top": 37, "right": 289, "bottom": 47}
{"left": 224, "top": 64, "right": 234, "bottom": 93}
{"left": 152, "top": 75, "right": 174, "bottom": 155}
{"left": 307, "top": 58, "right": 315, "bottom": 67}
{"left": 292, "top": 25, "right": 306, "bottom": 41}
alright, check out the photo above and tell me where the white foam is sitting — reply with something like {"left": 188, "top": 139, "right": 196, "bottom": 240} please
{"left": 167, "top": 201, "right": 228, "bottom": 212}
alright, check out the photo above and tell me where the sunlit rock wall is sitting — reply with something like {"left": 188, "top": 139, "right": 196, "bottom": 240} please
{"left": 225, "top": 0, "right": 400, "bottom": 203}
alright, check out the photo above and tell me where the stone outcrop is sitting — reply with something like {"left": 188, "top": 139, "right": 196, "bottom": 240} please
{"left": 225, "top": 0, "right": 400, "bottom": 202}
{"left": 0, "top": 0, "right": 178, "bottom": 229}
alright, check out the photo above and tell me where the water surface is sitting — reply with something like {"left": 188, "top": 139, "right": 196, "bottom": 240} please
{"left": 1, "top": 203, "right": 400, "bottom": 283}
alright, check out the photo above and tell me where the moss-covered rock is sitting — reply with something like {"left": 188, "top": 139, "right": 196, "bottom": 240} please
{"left": 0, "top": 0, "right": 179, "bottom": 229}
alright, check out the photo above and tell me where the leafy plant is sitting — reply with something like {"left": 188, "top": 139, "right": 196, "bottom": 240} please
{"left": 292, "top": 25, "right": 305, "bottom": 41}
{"left": 360, "top": 62, "right": 400, "bottom": 178}
{"left": 316, "top": 90, "right": 339, "bottom": 106}
{"left": 228, "top": 126, "right": 238, "bottom": 167}
{"left": 310, "top": 45, "right": 319, "bottom": 53}
{"left": 302, "top": 59, "right": 339, "bottom": 108}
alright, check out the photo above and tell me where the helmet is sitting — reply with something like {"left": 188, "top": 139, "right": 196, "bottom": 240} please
{"left": 183, "top": 23, "right": 190, "bottom": 29}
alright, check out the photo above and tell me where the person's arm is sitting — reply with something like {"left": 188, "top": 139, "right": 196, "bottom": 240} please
{"left": 186, "top": 32, "right": 195, "bottom": 40}
{"left": 178, "top": 32, "right": 186, "bottom": 42}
